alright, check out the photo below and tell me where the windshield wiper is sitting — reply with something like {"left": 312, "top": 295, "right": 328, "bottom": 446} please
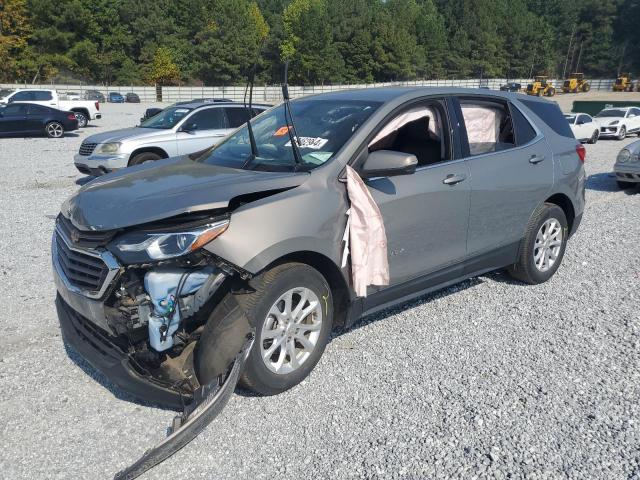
{"left": 281, "top": 61, "right": 303, "bottom": 168}
{"left": 241, "top": 64, "right": 259, "bottom": 169}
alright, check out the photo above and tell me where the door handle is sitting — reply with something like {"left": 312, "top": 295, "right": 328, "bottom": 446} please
{"left": 443, "top": 173, "right": 466, "bottom": 185}
{"left": 529, "top": 154, "right": 545, "bottom": 164}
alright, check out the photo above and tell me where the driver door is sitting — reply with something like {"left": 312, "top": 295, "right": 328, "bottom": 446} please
{"left": 0, "top": 104, "right": 28, "bottom": 134}
{"left": 358, "top": 99, "right": 470, "bottom": 291}
{"left": 176, "top": 107, "right": 228, "bottom": 154}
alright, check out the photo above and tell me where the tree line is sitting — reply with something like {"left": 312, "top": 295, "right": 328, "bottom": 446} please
{"left": 0, "top": 0, "right": 638, "bottom": 86}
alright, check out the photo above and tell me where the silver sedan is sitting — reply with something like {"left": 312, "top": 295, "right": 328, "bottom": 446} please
{"left": 614, "top": 139, "right": 640, "bottom": 189}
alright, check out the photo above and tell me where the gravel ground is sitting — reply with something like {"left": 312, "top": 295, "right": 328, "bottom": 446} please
{"left": 0, "top": 99, "right": 639, "bottom": 480}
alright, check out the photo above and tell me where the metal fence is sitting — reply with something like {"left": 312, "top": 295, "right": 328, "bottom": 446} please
{"left": 1, "top": 78, "right": 623, "bottom": 103}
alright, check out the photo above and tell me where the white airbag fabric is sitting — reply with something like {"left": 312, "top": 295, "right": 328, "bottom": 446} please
{"left": 342, "top": 165, "right": 390, "bottom": 297}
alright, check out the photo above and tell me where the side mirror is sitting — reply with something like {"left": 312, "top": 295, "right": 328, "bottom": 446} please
{"left": 181, "top": 123, "right": 197, "bottom": 134}
{"left": 360, "top": 150, "right": 418, "bottom": 178}
{"left": 629, "top": 114, "right": 636, "bottom": 118}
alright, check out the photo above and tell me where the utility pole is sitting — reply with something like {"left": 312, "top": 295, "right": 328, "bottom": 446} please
{"left": 529, "top": 53, "right": 536, "bottom": 79}
{"left": 562, "top": 24, "right": 576, "bottom": 79}
{"left": 575, "top": 40, "right": 583, "bottom": 72}
{"left": 617, "top": 42, "right": 627, "bottom": 77}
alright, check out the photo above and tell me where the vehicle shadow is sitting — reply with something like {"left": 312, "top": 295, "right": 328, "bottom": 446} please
{"left": 585, "top": 172, "right": 619, "bottom": 192}
{"left": 75, "top": 175, "right": 96, "bottom": 186}
{"left": 62, "top": 341, "right": 176, "bottom": 412}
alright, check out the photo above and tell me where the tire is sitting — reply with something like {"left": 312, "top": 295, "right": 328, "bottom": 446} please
{"left": 128, "top": 151, "right": 162, "bottom": 166}
{"left": 588, "top": 130, "right": 599, "bottom": 144}
{"left": 582, "top": 83, "right": 590, "bottom": 92}
{"left": 45, "top": 121, "right": 64, "bottom": 138}
{"left": 617, "top": 126, "right": 627, "bottom": 140}
{"left": 547, "top": 88, "right": 556, "bottom": 97}
{"left": 617, "top": 180, "right": 636, "bottom": 189}
{"left": 536, "top": 90, "right": 543, "bottom": 97}
{"left": 232, "top": 262, "right": 333, "bottom": 395}
{"left": 74, "top": 112, "right": 88, "bottom": 128}
{"left": 508, "top": 203, "right": 568, "bottom": 285}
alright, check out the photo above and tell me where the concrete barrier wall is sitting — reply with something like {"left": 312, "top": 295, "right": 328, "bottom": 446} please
{"left": 1, "top": 78, "right": 621, "bottom": 103}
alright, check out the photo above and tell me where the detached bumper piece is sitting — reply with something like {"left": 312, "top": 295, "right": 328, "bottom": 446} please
{"left": 114, "top": 335, "right": 254, "bottom": 480}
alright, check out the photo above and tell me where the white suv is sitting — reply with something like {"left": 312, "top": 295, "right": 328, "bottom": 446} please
{"left": 594, "top": 106, "right": 640, "bottom": 140}
{"left": 74, "top": 101, "right": 269, "bottom": 175}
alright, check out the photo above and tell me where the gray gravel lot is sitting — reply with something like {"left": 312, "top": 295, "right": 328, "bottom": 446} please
{"left": 0, "top": 101, "right": 639, "bottom": 479}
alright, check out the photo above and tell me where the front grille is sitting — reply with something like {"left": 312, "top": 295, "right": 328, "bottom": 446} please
{"left": 57, "top": 214, "right": 115, "bottom": 249}
{"left": 79, "top": 142, "right": 97, "bottom": 156}
{"left": 55, "top": 232, "right": 109, "bottom": 292}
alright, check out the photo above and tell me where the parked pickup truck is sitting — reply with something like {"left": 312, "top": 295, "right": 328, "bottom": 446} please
{"left": 0, "top": 89, "right": 101, "bottom": 127}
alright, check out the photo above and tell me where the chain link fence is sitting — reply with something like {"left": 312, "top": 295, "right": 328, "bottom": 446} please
{"left": 1, "top": 78, "right": 622, "bottom": 103}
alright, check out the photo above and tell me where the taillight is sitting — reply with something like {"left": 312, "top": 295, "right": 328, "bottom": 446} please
{"left": 576, "top": 144, "right": 586, "bottom": 162}
{"left": 68, "top": 113, "right": 77, "bottom": 120}
{"left": 95, "top": 102, "right": 99, "bottom": 110}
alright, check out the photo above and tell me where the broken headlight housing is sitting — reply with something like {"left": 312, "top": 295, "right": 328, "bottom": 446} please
{"left": 112, "top": 219, "right": 229, "bottom": 263}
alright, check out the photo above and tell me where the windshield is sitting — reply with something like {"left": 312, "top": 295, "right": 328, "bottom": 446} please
{"left": 596, "top": 109, "right": 626, "bottom": 118}
{"left": 196, "top": 99, "right": 380, "bottom": 172}
{"left": 140, "top": 106, "right": 193, "bottom": 129}
{"left": 0, "top": 89, "right": 14, "bottom": 97}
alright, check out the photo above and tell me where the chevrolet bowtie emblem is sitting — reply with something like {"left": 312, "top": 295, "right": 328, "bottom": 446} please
{"left": 70, "top": 229, "right": 80, "bottom": 243}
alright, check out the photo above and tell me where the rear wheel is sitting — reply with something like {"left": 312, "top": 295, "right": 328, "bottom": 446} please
{"left": 129, "top": 151, "right": 162, "bottom": 166}
{"left": 582, "top": 83, "right": 591, "bottom": 92}
{"left": 508, "top": 203, "right": 568, "bottom": 284}
{"left": 233, "top": 262, "right": 333, "bottom": 395}
{"left": 617, "top": 126, "right": 627, "bottom": 140}
{"left": 546, "top": 88, "right": 555, "bottom": 97}
{"left": 74, "top": 112, "right": 88, "bottom": 128}
{"left": 536, "top": 89, "right": 543, "bottom": 97}
{"left": 45, "top": 122, "right": 64, "bottom": 138}
{"left": 588, "top": 130, "right": 599, "bottom": 144}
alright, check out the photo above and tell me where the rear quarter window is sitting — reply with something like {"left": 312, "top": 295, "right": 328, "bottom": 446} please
{"left": 519, "top": 99, "right": 574, "bottom": 139}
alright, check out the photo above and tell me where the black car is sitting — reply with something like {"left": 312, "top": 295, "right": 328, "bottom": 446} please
{"left": 125, "top": 92, "right": 140, "bottom": 103}
{"left": 500, "top": 82, "right": 522, "bottom": 92}
{"left": 0, "top": 103, "right": 79, "bottom": 138}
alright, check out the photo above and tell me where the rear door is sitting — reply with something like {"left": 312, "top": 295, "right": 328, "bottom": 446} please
{"left": 627, "top": 108, "right": 640, "bottom": 133}
{"left": 25, "top": 104, "right": 50, "bottom": 133}
{"left": 0, "top": 104, "right": 28, "bottom": 133}
{"left": 176, "top": 107, "right": 228, "bottom": 154}
{"left": 454, "top": 96, "right": 553, "bottom": 266}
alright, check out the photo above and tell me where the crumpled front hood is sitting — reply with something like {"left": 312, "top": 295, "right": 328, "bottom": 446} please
{"left": 63, "top": 157, "right": 308, "bottom": 231}
{"left": 83, "top": 127, "right": 160, "bottom": 145}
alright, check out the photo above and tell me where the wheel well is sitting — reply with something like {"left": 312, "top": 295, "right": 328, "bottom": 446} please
{"left": 129, "top": 147, "right": 168, "bottom": 164}
{"left": 266, "top": 251, "right": 350, "bottom": 329}
{"left": 70, "top": 108, "right": 89, "bottom": 117}
{"left": 545, "top": 193, "right": 575, "bottom": 232}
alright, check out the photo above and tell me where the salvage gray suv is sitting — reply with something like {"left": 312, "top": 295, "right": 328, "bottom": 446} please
{"left": 54, "top": 87, "right": 585, "bottom": 411}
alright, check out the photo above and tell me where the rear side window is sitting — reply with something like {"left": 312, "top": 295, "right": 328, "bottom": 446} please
{"left": 520, "top": 99, "right": 574, "bottom": 138}
{"left": 224, "top": 107, "right": 250, "bottom": 128}
{"left": 33, "top": 91, "right": 53, "bottom": 101}
{"left": 510, "top": 104, "right": 537, "bottom": 145}
{"left": 459, "top": 99, "right": 515, "bottom": 155}
{"left": 27, "top": 105, "right": 49, "bottom": 115}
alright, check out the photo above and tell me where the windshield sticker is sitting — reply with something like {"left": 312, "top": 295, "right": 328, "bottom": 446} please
{"left": 303, "top": 152, "right": 333, "bottom": 165}
{"left": 274, "top": 126, "right": 290, "bottom": 137}
{"left": 285, "top": 137, "right": 329, "bottom": 149}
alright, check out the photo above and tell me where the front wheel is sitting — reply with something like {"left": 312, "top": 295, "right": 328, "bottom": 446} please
{"left": 508, "top": 203, "right": 568, "bottom": 284}
{"left": 588, "top": 130, "right": 599, "bottom": 144}
{"left": 618, "top": 126, "right": 627, "bottom": 140}
{"left": 232, "top": 263, "right": 332, "bottom": 395}
{"left": 129, "top": 151, "right": 162, "bottom": 166}
{"left": 546, "top": 88, "right": 555, "bottom": 97}
{"left": 74, "top": 112, "right": 88, "bottom": 128}
{"left": 45, "top": 122, "right": 64, "bottom": 138}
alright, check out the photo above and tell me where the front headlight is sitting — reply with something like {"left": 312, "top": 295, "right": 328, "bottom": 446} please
{"left": 96, "top": 142, "right": 121, "bottom": 154}
{"left": 617, "top": 149, "right": 631, "bottom": 164}
{"left": 610, "top": 120, "right": 620, "bottom": 126}
{"left": 112, "top": 219, "right": 229, "bottom": 263}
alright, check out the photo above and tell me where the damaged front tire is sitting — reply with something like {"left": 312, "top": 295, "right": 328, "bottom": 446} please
{"left": 197, "top": 262, "right": 333, "bottom": 395}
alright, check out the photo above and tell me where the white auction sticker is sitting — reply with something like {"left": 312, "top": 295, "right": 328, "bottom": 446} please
{"left": 285, "top": 137, "right": 329, "bottom": 149}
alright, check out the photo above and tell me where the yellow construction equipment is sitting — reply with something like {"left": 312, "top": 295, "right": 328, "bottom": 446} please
{"left": 526, "top": 76, "right": 556, "bottom": 97}
{"left": 613, "top": 73, "right": 634, "bottom": 92}
{"left": 562, "top": 73, "right": 590, "bottom": 93}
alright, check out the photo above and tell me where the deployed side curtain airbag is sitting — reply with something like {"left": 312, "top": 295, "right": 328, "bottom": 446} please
{"left": 460, "top": 105, "right": 504, "bottom": 155}
{"left": 342, "top": 165, "right": 390, "bottom": 297}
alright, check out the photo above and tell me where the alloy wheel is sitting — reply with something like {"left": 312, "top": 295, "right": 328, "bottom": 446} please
{"left": 47, "top": 123, "right": 64, "bottom": 138}
{"left": 533, "top": 218, "right": 563, "bottom": 272}
{"left": 260, "top": 287, "right": 323, "bottom": 375}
